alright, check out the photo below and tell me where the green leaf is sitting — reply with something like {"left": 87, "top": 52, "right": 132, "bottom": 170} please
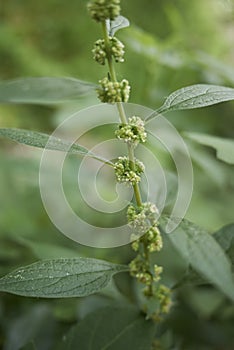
{"left": 0, "top": 258, "right": 128, "bottom": 298}
{"left": 17, "top": 237, "right": 80, "bottom": 259}
{"left": 60, "top": 306, "right": 155, "bottom": 350}
{"left": 184, "top": 132, "right": 234, "bottom": 165}
{"left": 214, "top": 224, "right": 234, "bottom": 251}
{"left": 152, "top": 231, "right": 189, "bottom": 288}
{"left": 107, "top": 16, "right": 130, "bottom": 36}
{"left": 0, "top": 77, "right": 97, "bottom": 105}
{"left": 214, "top": 224, "right": 234, "bottom": 268}
{"left": 146, "top": 84, "right": 234, "bottom": 121}
{"left": 4, "top": 304, "right": 51, "bottom": 350}
{"left": 160, "top": 217, "right": 234, "bottom": 301}
{"left": 0, "top": 128, "right": 113, "bottom": 166}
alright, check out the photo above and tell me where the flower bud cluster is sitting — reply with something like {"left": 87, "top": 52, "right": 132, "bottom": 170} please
{"left": 129, "top": 257, "right": 153, "bottom": 286}
{"left": 127, "top": 200, "right": 169, "bottom": 319}
{"left": 115, "top": 116, "right": 147, "bottom": 146}
{"left": 87, "top": 0, "right": 120, "bottom": 22}
{"left": 130, "top": 256, "right": 172, "bottom": 319}
{"left": 131, "top": 226, "right": 162, "bottom": 254}
{"left": 146, "top": 225, "right": 163, "bottom": 253}
{"left": 114, "top": 156, "right": 144, "bottom": 185}
{"left": 88, "top": 0, "right": 171, "bottom": 322}
{"left": 92, "top": 37, "right": 125, "bottom": 65}
{"left": 127, "top": 202, "right": 158, "bottom": 233}
{"left": 129, "top": 258, "right": 163, "bottom": 287}
{"left": 128, "top": 202, "right": 162, "bottom": 253}
{"left": 154, "top": 265, "right": 163, "bottom": 282}
{"left": 97, "top": 77, "right": 130, "bottom": 103}
{"left": 156, "top": 285, "right": 172, "bottom": 314}
{"left": 143, "top": 284, "right": 172, "bottom": 322}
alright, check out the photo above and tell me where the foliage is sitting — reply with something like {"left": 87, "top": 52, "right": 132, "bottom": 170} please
{"left": 0, "top": 1, "right": 234, "bottom": 349}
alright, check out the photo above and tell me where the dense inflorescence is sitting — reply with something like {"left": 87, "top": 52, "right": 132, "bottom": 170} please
{"left": 87, "top": 0, "right": 172, "bottom": 322}
{"left": 87, "top": 0, "right": 120, "bottom": 22}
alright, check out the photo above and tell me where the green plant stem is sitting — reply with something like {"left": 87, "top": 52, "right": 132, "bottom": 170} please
{"left": 101, "top": 20, "right": 142, "bottom": 207}
{"left": 101, "top": 20, "right": 152, "bottom": 293}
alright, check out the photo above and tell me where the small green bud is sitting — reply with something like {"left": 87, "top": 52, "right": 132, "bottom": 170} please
{"left": 130, "top": 233, "right": 140, "bottom": 251}
{"left": 110, "top": 37, "right": 125, "bottom": 63}
{"left": 129, "top": 256, "right": 148, "bottom": 277}
{"left": 92, "top": 39, "right": 107, "bottom": 65}
{"left": 97, "top": 77, "right": 130, "bottom": 103}
{"left": 131, "top": 240, "right": 139, "bottom": 251}
{"left": 129, "top": 257, "right": 141, "bottom": 275}
{"left": 153, "top": 265, "right": 163, "bottom": 282}
{"left": 156, "top": 284, "right": 172, "bottom": 314}
{"left": 114, "top": 156, "right": 144, "bottom": 185}
{"left": 92, "top": 37, "right": 125, "bottom": 65}
{"left": 146, "top": 226, "right": 163, "bottom": 252}
{"left": 127, "top": 202, "right": 159, "bottom": 233}
{"left": 87, "top": 0, "right": 120, "bottom": 22}
{"left": 115, "top": 116, "right": 147, "bottom": 146}
{"left": 136, "top": 272, "right": 152, "bottom": 285}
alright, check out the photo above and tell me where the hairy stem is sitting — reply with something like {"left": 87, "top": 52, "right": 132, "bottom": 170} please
{"left": 101, "top": 20, "right": 143, "bottom": 208}
{"left": 101, "top": 20, "right": 154, "bottom": 293}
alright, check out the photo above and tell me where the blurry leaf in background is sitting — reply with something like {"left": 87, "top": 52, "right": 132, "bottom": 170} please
{"left": 0, "top": 77, "right": 97, "bottom": 105}
{"left": 214, "top": 224, "right": 234, "bottom": 268}
{"left": 3, "top": 303, "right": 54, "bottom": 350}
{"left": 160, "top": 217, "right": 234, "bottom": 301}
{"left": 17, "top": 238, "right": 80, "bottom": 260}
{"left": 0, "top": 128, "right": 113, "bottom": 165}
{"left": 152, "top": 230, "right": 189, "bottom": 288}
{"left": 185, "top": 132, "right": 234, "bottom": 164}
{"left": 60, "top": 306, "right": 155, "bottom": 350}
{"left": 214, "top": 224, "right": 234, "bottom": 251}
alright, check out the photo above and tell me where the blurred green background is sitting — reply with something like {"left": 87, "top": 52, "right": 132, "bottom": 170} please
{"left": 0, "top": 0, "right": 234, "bottom": 349}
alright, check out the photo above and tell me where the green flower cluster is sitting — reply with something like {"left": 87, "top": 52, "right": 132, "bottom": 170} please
{"left": 129, "top": 256, "right": 154, "bottom": 286}
{"left": 145, "top": 225, "right": 163, "bottom": 253}
{"left": 87, "top": 0, "right": 120, "bottom": 22}
{"left": 115, "top": 116, "right": 147, "bottom": 146}
{"left": 114, "top": 156, "right": 144, "bottom": 185}
{"left": 146, "top": 284, "right": 172, "bottom": 322}
{"left": 129, "top": 258, "right": 163, "bottom": 286}
{"left": 88, "top": 0, "right": 129, "bottom": 103}
{"left": 127, "top": 202, "right": 163, "bottom": 266}
{"left": 156, "top": 284, "right": 172, "bottom": 315}
{"left": 128, "top": 201, "right": 171, "bottom": 319}
{"left": 129, "top": 255, "right": 172, "bottom": 319}
{"left": 127, "top": 202, "right": 158, "bottom": 233}
{"left": 88, "top": 0, "right": 172, "bottom": 323}
{"left": 92, "top": 37, "right": 125, "bottom": 65}
{"left": 97, "top": 77, "right": 130, "bottom": 103}
{"left": 130, "top": 226, "right": 162, "bottom": 253}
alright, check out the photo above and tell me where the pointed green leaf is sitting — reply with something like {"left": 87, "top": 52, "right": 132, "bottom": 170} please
{"left": 146, "top": 84, "right": 234, "bottom": 121}
{"left": 4, "top": 304, "right": 50, "bottom": 350}
{"left": 17, "top": 237, "right": 80, "bottom": 260}
{"left": 107, "top": 16, "right": 130, "bottom": 36}
{"left": 0, "top": 128, "right": 113, "bottom": 166}
{"left": 184, "top": 132, "right": 234, "bottom": 164}
{"left": 0, "top": 258, "right": 128, "bottom": 298}
{"left": 60, "top": 306, "right": 155, "bottom": 350}
{"left": 160, "top": 217, "right": 234, "bottom": 301}
{"left": 0, "top": 77, "right": 97, "bottom": 105}
{"left": 214, "top": 224, "right": 234, "bottom": 251}
{"left": 214, "top": 224, "right": 234, "bottom": 268}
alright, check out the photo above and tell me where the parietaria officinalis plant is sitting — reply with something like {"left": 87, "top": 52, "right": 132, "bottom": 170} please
{"left": 0, "top": 0, "right": 234, "bottom": 348}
